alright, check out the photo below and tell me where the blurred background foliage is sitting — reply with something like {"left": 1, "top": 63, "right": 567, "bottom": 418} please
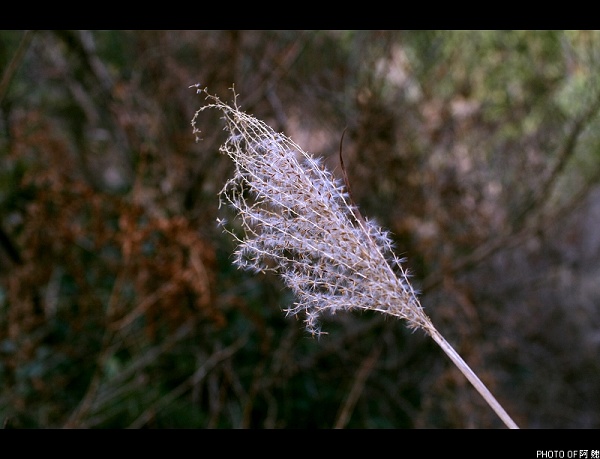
{"left": 1, "top": 30, "right": 600, "bottom": 428}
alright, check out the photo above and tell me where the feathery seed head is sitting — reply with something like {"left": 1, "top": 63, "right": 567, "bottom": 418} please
{"left": 189, "top": 86, "right": 521, "bottom": 431}
{"left": 192, "top": 85, "right": 434, "bottom": 336}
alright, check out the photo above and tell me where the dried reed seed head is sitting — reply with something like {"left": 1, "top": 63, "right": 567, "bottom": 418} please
{"left": 191, "top": 85, "right": 434, "bottom": 336}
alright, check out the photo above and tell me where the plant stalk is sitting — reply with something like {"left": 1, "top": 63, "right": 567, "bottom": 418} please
{"left": 428, "top": 327, "right": 519, "bottom": 429}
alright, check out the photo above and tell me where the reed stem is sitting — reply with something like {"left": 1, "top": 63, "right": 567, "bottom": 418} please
{"left": 428, "top": 327, "right": 519, "bottom": 429}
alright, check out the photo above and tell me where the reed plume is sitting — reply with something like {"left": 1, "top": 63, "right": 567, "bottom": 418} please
{"left": 191, "top": 85, "right": 519, "bottom": 429}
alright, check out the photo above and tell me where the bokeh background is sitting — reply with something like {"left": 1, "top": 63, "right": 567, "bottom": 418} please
{"left": 1, "top": 30, "right": 600, "bottom": 428}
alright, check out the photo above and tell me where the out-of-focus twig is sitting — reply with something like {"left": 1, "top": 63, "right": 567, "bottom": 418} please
{"left": 64, "top": 320, "right": 196, "bottom": 428}
{"left": 334, "top": 343, "right": 382, "bottom": 429}
{"left": 0, "top": 30, "right": 33, "bottom": 265}
{"left": 0, "top": 224, "right": 22, "bottom": 265}
{"left": 0, "top": 30, "right": 35, "bottom": 104}
{"left": 422, "top": 88, "right": 600, "bottom": 293}
{"left": 127, "top": 334, "right": 248, "bottom": 428}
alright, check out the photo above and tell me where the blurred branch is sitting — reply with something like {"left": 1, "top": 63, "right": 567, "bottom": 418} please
{"left": 49, "top": 30, "right": 132, "bottom": 190}
{"left": 52, "top": 30, "right": 114, "bottom": 97}
{"left": 241, "top": 33, "right": 310, "bottom": 113}
{"left": 0, "top": 30, "right": 32, "bottom": 267}
{"left": 334, "top": 343, "right": 382, "bottom": 429}
{"left": 0, "top": 30, "right": 35, "bottom": 105}
{"left": 64, "top": 320, "right": 197, "bottom": 428}
{"left": 517, "top": 87, "right": 600, "bottom": 227}
{"left": 0, "top": 224, "right": 22, "bottom": 265}
{"left": 422, "top": 88, "right": 600, "bottom": 293}
{"left": 109, "top": 281, "right": 178, "bottom": 331}
{"left": 128, "top": 334, "right": 248, "bottom": 428}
